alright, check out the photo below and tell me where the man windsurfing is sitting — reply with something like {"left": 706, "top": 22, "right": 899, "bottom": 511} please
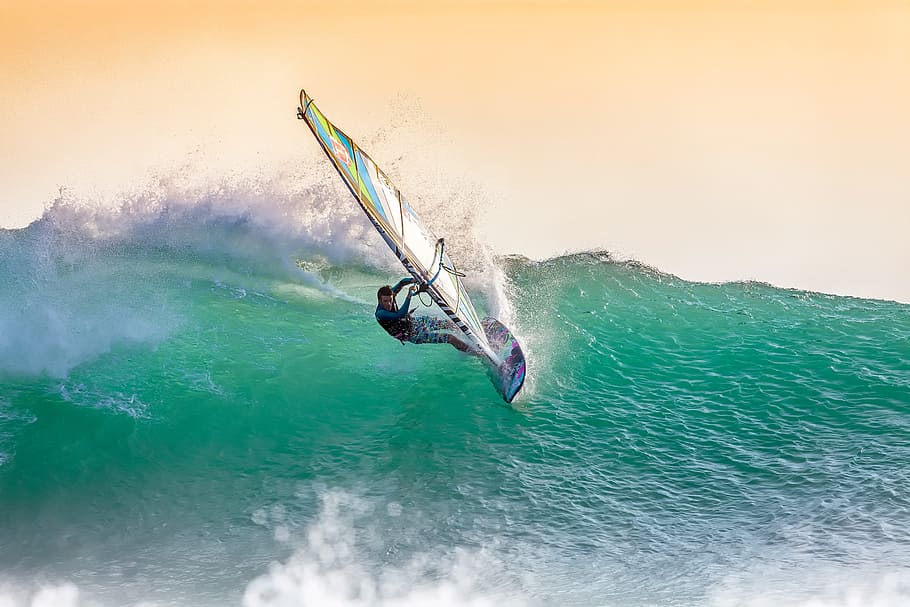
{"left": 376, "top": 277, "right": 474, "bottom": 353}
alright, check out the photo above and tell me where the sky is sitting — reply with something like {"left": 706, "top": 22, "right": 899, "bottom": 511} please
{"left": 2, "top": 1, "right": 908, "bottom": 302}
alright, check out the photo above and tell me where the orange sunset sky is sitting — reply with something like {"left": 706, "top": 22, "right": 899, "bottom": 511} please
{"left": 2, "top": 1, "right": 909, "bottom": 302}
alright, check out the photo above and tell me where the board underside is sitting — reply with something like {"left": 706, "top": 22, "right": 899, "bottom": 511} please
{"left": 482, "top": 317, "right": 526, "bottom": 403}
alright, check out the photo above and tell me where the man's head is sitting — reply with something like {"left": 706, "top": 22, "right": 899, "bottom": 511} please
{"left": 377, "top": 285, "right": 395, "bottom": 310}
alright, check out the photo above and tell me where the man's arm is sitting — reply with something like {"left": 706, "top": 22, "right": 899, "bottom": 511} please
{"left": 391, "top": 277, "right": 415, "bottom": 295}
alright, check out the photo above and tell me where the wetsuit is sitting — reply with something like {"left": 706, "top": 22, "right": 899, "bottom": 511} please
{"left": 375, "top": 277, "right": 458, "bottom": 345}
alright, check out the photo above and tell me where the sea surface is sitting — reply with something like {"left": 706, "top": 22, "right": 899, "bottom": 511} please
{"left": 1, "top": 188, "right": 909, "bottom": 606}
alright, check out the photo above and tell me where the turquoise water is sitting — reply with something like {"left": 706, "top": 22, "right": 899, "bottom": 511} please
{"left": 1, "top": 195, "right": 909, "bottom": 607}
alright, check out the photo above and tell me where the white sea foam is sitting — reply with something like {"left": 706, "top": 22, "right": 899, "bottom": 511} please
{"left": 708, "top": 565, "right": 910, "bottom": 607}
{"left": 56, "top": 383, "right": 150, "bottom": 419}
{"left": 0, "top": 239, "right": 175, "bottom": 378}
{"left": 1, "top": 162, "right": 517, "bottom": 378}
{"left": 0, "top": 304, "right": 170, "bottom": 379}
{"left": 243, "top": 490, "right": 531, "bottom": 607}
{"left": 0, "top": 584, "right": 79, "bottom": 607}
{"left": 2, "top": 487, "right": 909, "bottom": 607}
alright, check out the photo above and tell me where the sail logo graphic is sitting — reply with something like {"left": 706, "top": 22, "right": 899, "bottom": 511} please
{"left": 330, "top": 136, "right": 351, "bottom": 165}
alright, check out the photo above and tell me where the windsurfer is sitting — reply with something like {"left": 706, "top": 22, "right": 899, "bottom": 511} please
{"left": 375, "top": 278, "right": 474, "bottom": 353}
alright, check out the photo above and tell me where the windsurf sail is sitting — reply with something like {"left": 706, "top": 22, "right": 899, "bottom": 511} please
{"left": 297, "top": 89, "right": 525, "bottom": 402}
